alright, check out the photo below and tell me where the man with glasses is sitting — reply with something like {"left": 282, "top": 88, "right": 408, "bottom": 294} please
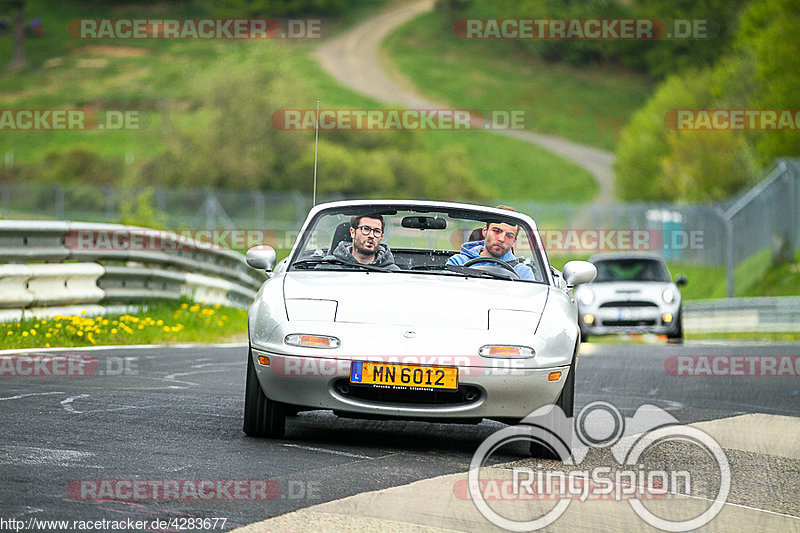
{"left": 447, "top": 207, "right": 534, "bottom": 280}
{"left": 326, "top": 214, "right": 400, "bottom": 270}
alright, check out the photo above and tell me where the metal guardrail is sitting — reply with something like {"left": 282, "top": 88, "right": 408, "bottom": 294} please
{"left": 0, "top": 221, "right": 266, "bottom": 320}
{"left": 684, "top": 297, "right": 800, "bottom": 333}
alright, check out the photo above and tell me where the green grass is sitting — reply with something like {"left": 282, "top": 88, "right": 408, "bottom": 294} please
{"left": 0, "top": 0, "right": 597, "bottom": 203}
{"left": 382, "top": 10, "right": 654, "bottom": 152}
{"left": 0, "top": 300, "right": 247, "bottom": 349}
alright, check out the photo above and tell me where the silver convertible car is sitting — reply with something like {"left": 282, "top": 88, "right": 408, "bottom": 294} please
{"left": 243, "top": 201, "right": 596, "bottom": 450}
{"left": 574, "top": 252, "right": 687, "bottom": 342}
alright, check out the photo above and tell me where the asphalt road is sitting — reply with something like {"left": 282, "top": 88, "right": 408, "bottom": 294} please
{"left": 1, "top": 341, "right": 798, "bottom": 532}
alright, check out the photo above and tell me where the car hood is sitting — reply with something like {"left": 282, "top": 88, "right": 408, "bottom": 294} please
{"left": 283, "top": 271, "right": 550, "bottom": 330}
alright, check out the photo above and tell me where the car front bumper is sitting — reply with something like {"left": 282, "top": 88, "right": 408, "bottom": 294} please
{"left": 251, "top": 350, "right": 569, "bottom": 420}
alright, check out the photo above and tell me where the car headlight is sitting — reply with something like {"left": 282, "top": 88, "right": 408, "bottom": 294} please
{"left": 578, "top": 288, "right": 594, "bottom": 306}
{"left": 662, "top": 288, "right": 675, "bottom": 304}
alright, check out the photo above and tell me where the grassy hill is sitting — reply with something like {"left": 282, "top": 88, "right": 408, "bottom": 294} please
{"left": 382, "top": 9, "right": 654, "bottom": 151}
{"left": 0, "top": 0, "right": 597, "bottom": 203}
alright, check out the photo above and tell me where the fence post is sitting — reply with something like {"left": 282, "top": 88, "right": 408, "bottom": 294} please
{"left": 725, "top": 216, "right": 735, "bottom": 298}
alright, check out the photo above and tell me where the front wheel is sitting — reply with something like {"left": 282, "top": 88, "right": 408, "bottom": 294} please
{"left": 667, "top": 310, "right": 684, "bottom": 344}
{"left": 530, "top": 352, "right": 576, "bottom": 460}
{"left": 243, "top": 349, "right": 286, "bottom": 438}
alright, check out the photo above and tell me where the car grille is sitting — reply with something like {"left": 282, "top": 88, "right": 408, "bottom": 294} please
{"left": 602, "top": 319, "right": 657, "bottom": 326}
{"left": 599, "top": 300, "right": 658, "bottom": 308}
{"left": 333, "top": 378, "right": 482, "bottom": 406}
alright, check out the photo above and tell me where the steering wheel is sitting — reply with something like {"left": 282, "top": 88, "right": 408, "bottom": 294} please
{"left": 462, "top": 256, "right": 519, "bottom": 278}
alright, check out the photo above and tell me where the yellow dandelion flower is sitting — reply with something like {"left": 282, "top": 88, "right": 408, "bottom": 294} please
{"left": 30, "top": 329, "right": 36, "bottom": 335}
{"left": 22, "top": 331, "right": 29, "bottom": 337}
{"left": 76, "top": 331, "right": 83, "bottom": 336}
{"left": 7, "top": 331, "right": 12, "bottom": 336}
{"left": 81, "top": 310, "right": 87, "bottom": 315}
{"left": 162, "top": 326, "right": 170, "bottom": 332}
{"left": 181, "top": 303, "right": 189, "bottom": 309}
{"left": 137, "top": 325, "right": 144, "bottom": 330}
{"left": 45, "top": 333, "right": 52, "bottom": 338}
{"left": 216, "top": 320, "right": 224, "bottom": 327}
{"left": 111, "top": 328, "right": 118, "bottom": 334}
{"left": 214, "top": 304, "right": 221, "bottom": 309}
{"left": 45, "top": 343, "right": 50, "bottom": 348}
{"left": 156, "top": 319, "right": 164, "bottom": 326}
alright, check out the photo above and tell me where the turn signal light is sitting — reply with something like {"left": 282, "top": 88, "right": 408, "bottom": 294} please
{"left": 662, "top": 313, "right": 673, "bottom": 323}
{"left": 548, "top": 371, "right": 562, "bottom": 381}
{"left": 583, "top": 314, "right": 595, "bottom": 324}
{"left": 479, "top": 345, "right": 534, "bottom": 357}
{"left": 257, "top": 355, "right": 270, "bottom": 366}
{"left": 285, "top": 334, "right": 341, "bottom": 348}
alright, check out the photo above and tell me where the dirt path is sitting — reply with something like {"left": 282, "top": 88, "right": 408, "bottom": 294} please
{"left": 314, "top": 0, "right": 615, "bottom": 203}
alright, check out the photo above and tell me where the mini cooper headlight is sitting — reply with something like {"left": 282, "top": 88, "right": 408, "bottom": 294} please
{"left": 578, "top": 288, "right": 594, "bottom": 306}
{"left": 662, "top": 288, "right": 675, "bottom": 304}
{"left": 285, "top": 334, "right": 340, "bottom": 348}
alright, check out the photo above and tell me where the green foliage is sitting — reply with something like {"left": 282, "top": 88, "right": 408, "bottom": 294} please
{"left": 201, "top": 0, "right": 347, "bottom": 17}
{"left": 119, "top": 187, "right": 167, "bottom": 229}
{"left": 614, "top": 0, "right": 800, "bottom": 202}
{"left": 445, "top": 0, "right": 749, "bottom": 79}
{"left": 736, "top": 0, "right": 800, "bottom": 165}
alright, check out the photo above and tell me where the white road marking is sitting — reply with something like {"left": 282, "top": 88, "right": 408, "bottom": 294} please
{"left": 0, "top": 392, "right": 65, "bottom": 401}
{"left": 0, "top": 342, "right": 247, "bottom": 355}
{"left": 60, "top": 394, "right": 90, "bottom": 413}
{"left": 0, "top": 445, "right": 95, "bottom": 467}
{"left": 280, "top": 443, "right": 373, "bottom": 459}
{"left": 59, "top": 394, "right": 144, "bottom": 414}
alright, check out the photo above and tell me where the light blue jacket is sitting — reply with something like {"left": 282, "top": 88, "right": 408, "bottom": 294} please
{"left": 446, "top": 240, "right": 534, "bottom": 280}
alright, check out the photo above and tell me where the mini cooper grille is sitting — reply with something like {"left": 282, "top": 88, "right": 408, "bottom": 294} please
{"left": 599, "top": 301, "right": 659, "bottom": 308}
{"left": 603, "top": 319, "right": 657, "bottom": 327}
{"left": 333, "top": 379, "right": 482, "bottom": 406}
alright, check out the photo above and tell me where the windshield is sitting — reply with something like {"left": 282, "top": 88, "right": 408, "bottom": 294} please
{"left": 288, "top": 205, "right": 549, "bottom": 283}
{"left": 592, "top": 258, "right": 672, "bottom": 283}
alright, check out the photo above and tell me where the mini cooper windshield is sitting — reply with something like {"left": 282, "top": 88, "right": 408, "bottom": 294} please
{"left": 288, "top": 205, "right": 549, "bottom": 283}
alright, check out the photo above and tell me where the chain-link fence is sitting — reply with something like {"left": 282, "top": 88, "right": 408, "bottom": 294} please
{"left": 2, "top": 159, "right": 797, "bottom": 297}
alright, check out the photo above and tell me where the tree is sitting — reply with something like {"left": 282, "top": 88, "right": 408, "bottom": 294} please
{"left": 2, "top": 0, "right": 25, "bottom": 69}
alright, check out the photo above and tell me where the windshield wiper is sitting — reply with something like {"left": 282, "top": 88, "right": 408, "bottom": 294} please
{"left": 291, "top": 258, "right": 389, "bottom": 272}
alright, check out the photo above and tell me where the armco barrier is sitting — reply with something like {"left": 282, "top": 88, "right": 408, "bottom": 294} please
{"left": 0, "top": 221, "right": 266, "bottom": 319}
{"left": 684, "top": 296, "right": 800, "bottom": 333}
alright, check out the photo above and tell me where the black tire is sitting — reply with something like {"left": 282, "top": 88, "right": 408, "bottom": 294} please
{"left": 243, "top": 349, "right": 286, "bottom": 438}
{"left": 667, "top": 310, "right": 684, "bottom": 343}
{"left": 530, "top": 349, "right": 576, "bottom": 460}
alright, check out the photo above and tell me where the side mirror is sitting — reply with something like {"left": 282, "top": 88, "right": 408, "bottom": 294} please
{"left": 675, "top": 275, "right": 688, "bottom": 287}
{"left": 563, "top": 261, "right": 597, "bottom": 287}
{"left": 246, "top": 245, "right": 277, "bottom": 271}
